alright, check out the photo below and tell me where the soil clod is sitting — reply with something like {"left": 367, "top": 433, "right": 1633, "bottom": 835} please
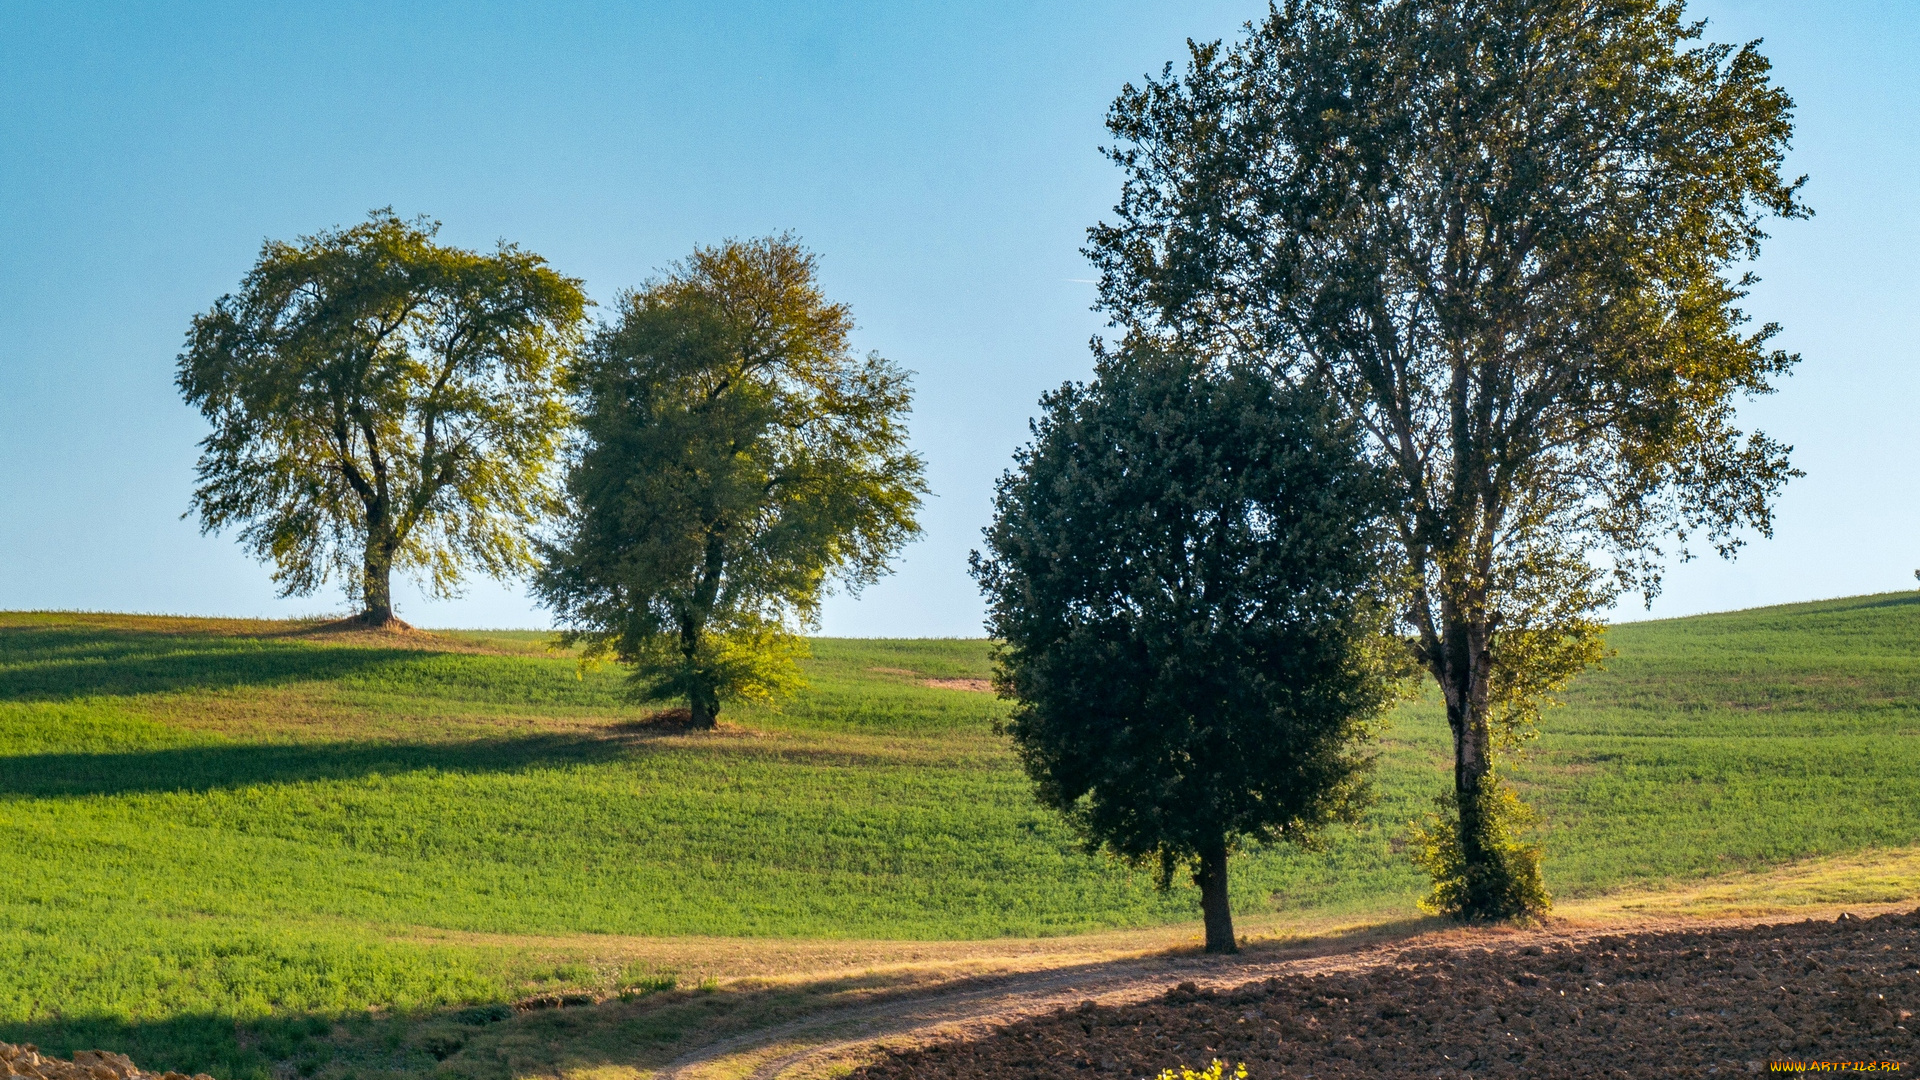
{"left": 0, "top": 1043, "right": 213, "bottom": 1080}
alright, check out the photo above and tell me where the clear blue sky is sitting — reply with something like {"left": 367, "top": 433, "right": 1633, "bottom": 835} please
{"left": 1, "top": 1, "right": 1914, "bottom": 635}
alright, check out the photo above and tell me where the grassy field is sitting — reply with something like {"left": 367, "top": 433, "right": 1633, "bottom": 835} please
{"left": 3, "top": 593, "right": 1919, "bottom": 1079}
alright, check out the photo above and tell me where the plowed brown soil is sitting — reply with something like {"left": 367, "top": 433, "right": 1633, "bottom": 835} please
{"left": 849, "top": 911, "right": 1920, "bottom": 1078}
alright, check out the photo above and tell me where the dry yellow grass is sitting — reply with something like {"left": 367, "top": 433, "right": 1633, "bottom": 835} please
{"left": 635, "top": 845, "right": 1920, "bottom": 1080}
{"left": 400, "top": 842, "right": 1920, "bottom": 1007}
{"left": 1561, "top": 843, "right": 1920, "bottom": 922}
{"left": 343, "top": 844, "right": 1920, "bottom": 1080}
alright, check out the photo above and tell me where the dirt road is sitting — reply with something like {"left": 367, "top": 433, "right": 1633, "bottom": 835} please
{"left": 660, "top": 905, "right": 1920, "bottom": 1080}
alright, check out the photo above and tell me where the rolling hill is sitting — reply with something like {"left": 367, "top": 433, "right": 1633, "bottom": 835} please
{"left": 3, "top": 592, "right": 1917, "bottom": 1078}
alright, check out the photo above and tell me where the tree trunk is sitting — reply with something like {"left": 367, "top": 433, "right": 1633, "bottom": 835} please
{"left": 1447, "top": 676, "right": 1494, "bottom": 871}
{"left": 688, "top": 683, "right": 720, "bottom": 729}
{"left": 676, "top": 532, "right": 728, "bottom": 729}
{"left": 1440, "top": 606, "right": 1502, "bottom": 916}
{"left": 361, "top": 536, "right": 397, "bottom": 627}
{"left": 678, "top": 617, "right": 719, "bottom": 730}
{"left": 1194, "top": 838, "right": 1237, "bottom": 954}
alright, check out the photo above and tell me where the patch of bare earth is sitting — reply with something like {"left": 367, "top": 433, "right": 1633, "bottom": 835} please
{"left": 0, "top": 1042, "right": 212, "bottom": 1080}
{"left": 845, "top": 910, "right": 1920, "bottom": 1080}
{"left": 278, "top": 617, "right": 524, "bottom": 655}
{"left": 921, "top": 679, "right": 993, "bottom": 693}
{"left": 10, "top": 609, "right": 550, "bottom": 657}
{"left": 863, "top": 668, "right": 995, "bottom": 693}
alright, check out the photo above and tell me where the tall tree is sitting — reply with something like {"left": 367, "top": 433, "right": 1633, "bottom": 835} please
{"left": 536, "top": 236, "right": 925, "bottom": 727}
{"left": 972, "top": 340, "right": 1405, "bottom": 953}
{"left": 1088, "top": 0, "right": 1804, "bottom": 918}
{"left": 179, "top": 210, "right": 588, "bottom": 625}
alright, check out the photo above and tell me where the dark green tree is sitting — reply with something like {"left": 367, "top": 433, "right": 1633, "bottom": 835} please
{"left": 178, "top": 210, "right": 588, "bottom": 626}
{"left": 536, "top": 236, "right": 926, "bottom": 727}
{"left": 971, "top": 340, "right": 1406, "bottom": 953}
{"left": 1088, "top": 0, "right": 1804, "bottom": 919}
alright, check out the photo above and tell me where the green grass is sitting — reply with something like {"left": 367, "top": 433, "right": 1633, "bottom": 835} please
{"left": 3, "top": 594, "right": 1920, "bottom": 1078}
{"left": 1518, "top": 593, "right": 1920, "bottom": 891}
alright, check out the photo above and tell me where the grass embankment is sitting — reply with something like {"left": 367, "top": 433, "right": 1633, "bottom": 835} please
{"left": 2, "top": 593, "right": 1919, "bottom": 1079}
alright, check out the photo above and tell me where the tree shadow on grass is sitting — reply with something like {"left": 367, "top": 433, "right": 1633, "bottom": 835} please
{"left": 0, "top": 984, "right": 826, "bottom": 1080}
{"left": 0, "top": 914, "right": 1455, "bottom": 1080}
{"left": 0, "top": 729, "right": 671, "bottom": 798}
{"left": 0, "top": 719, "right": 909, "bottom": 798}
{"left": 0, "top": 1011, "right": 297, "bottom": 1080}
{"left": 0, "top": 624, "right": 442, "bottom": 704}
{"left": 1828, "top": 592, "right": 1920, "bottom": 613}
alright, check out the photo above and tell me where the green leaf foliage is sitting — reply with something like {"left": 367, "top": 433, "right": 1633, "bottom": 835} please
{"left": 535, "top": 236, "right": 926, "bottom": 724}
{"left": 1087, "top": 0, "right": 1806, "bottom": 918}
{"left": 1409, "top": 773, "right": 1552, "bottom": 922}
{"left": 972, "top": 340, "right": 1409, "bottom": 946}
{"left": 177, "top": 209, "right": 588, "bottom": 621}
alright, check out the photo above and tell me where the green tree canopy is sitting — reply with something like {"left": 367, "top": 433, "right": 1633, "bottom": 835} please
{"left": 178, "top": 209, "right": 588, "bottom": 625}
{"left": 1088, "top": 0, "right": 1804, "bottom": 920}
{"left": 972, "top": 341, "right": 1406, "bottom": 953}
{"left": 535, "top": 236, "right": 926, "bottom": 727}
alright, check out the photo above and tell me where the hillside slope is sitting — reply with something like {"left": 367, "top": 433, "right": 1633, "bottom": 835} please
{"left": 1, "top": 594, "right": 1917, "bottom": 1077}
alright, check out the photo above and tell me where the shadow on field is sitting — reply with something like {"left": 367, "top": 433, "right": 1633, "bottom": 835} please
{"left": 0, "top": 971, "right": 942, "bottom": 1080}
{"left": 0, "top": 979, "right": 833, "bottom": 1080}
{"left": 1837, "top": 593, "right": 1920, "bottom": 613}
{"left": 0, "top": 915, "right": 1455, "bottom": 1080}
{"left": 0, "top": 624, "right": 426, "bottom": 703}
{"left": 0, "top": 730, "right": 655, "bottom": 797}
{"left": 0, "top": 1011, "right": 292, "bottom": 1080}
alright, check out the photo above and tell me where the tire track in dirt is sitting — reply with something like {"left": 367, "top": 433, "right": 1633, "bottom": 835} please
{"left": 656, "top": 928, "right": 1525, "bottom": 1079}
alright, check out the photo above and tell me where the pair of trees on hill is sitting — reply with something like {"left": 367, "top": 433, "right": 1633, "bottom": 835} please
{"left": 180, "top": 218, "right": 922, "bottom": 724}
{"left": 982, "top": 0, "right": 1802, "bottom": 934}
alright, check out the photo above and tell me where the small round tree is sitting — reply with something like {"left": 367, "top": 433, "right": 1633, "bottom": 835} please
{"left": 972, "top": 340, "right": 1407, "bottom": 953}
